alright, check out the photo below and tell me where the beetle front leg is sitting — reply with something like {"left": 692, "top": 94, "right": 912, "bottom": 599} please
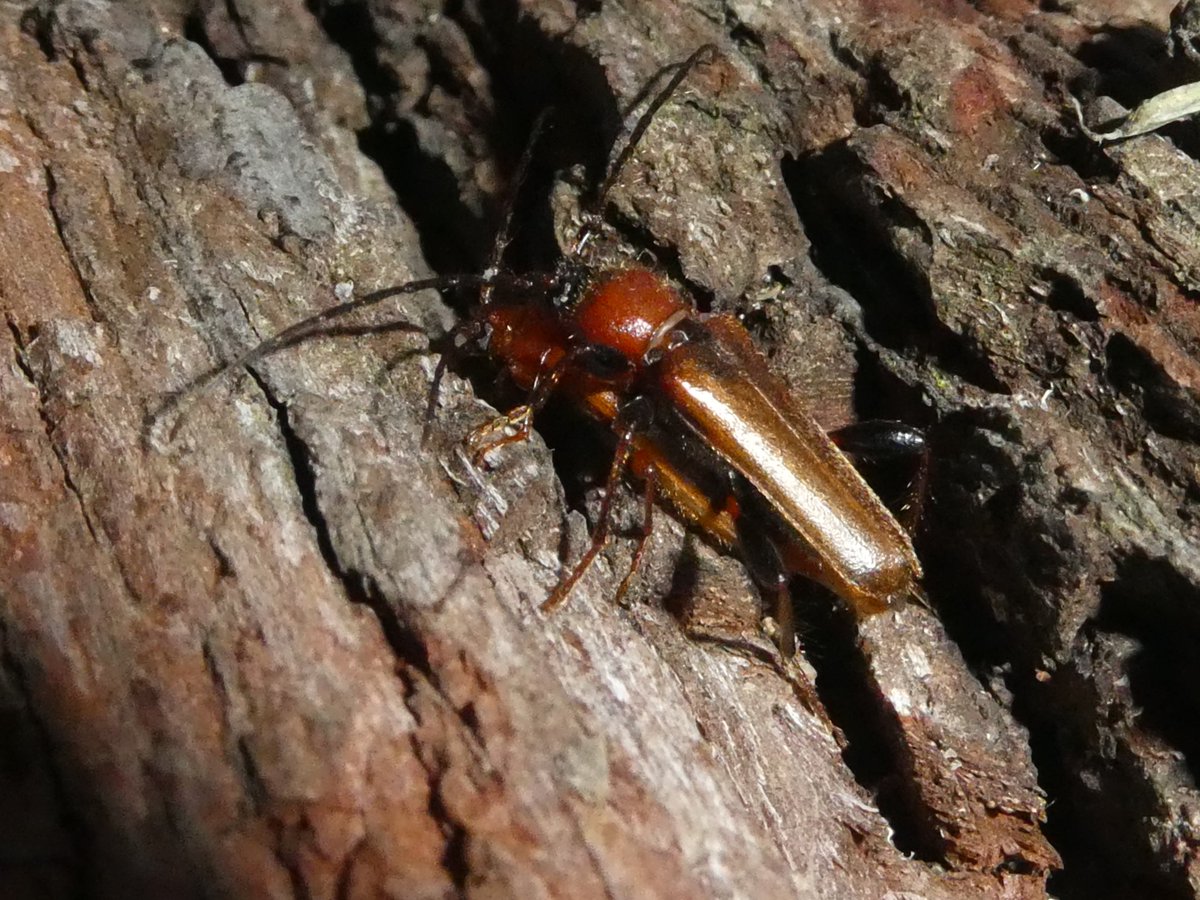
{"left": 465, "top": 347, "right": 577, "bottom": 464}
{"left": 466, "top": 343, "right": 623, "bottom": 464}
{"left": 465, "top": 403, "right": 537, "bottom": 464}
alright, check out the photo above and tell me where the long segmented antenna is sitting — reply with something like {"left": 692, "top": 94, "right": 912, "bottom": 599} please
{"left": 482, "top": 108, "right": 553, "bottom": 306}
{"left": 572, "top": 43, "right": 719, "bottom": 256}
{"left": 148, "top": 270, "right": 560, "bottom": 435}
{"left": 152, "top": 46, "right": 717, "bottom": 443}
{"left": 420, "top": 109, "right": 555, "bottom": 444}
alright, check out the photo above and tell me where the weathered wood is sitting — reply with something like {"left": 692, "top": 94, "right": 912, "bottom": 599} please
{"left": 4, "top": 0, "right": 1199, "bottom": 897}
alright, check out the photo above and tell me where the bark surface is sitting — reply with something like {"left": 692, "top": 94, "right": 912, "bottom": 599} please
{"left": 1, "top": 0, "right": 1198, "bottom": 898}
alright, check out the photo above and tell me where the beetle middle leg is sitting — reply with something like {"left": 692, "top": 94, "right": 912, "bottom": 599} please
{"left": 541, "top": 396, "right": 653, "bottom": 613}
{"left": 613, "top": 465, "right": 658, "bottom": 608}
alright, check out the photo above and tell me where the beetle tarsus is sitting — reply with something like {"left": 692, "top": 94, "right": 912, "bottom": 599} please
{"left": 773, "top": 582, "right": 797, "bottom": 659}
{"left": 465, "top": 404, "right": 535, "bottom": 465}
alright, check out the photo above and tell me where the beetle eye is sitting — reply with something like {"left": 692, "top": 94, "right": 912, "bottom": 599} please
{"left": 580, "top": 344, "right": 633, "bottom": 378}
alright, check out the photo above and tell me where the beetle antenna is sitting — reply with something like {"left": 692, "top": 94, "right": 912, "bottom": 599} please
{"left": 572, "top": 43, "right": 719, "bottom": 256}
{"left": 147, "top": 270, "right": 560, "bottom": 441}
{"left": 481, "top": 107, "right": 552, "bottom": 307}
{"left": 418, "top": 108, "right": 555, "bottom": 446}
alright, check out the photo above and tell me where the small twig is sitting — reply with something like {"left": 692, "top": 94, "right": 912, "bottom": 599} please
{"left": 1071, "top": 81, "right": 1200, "bottom": 144}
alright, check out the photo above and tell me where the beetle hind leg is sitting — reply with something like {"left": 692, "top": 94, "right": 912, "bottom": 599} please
{"left": 737, "top": 521, "right": 800, "bottom": 657}
{"left": 830, "top": 420, "right": 929, "bottom": 534}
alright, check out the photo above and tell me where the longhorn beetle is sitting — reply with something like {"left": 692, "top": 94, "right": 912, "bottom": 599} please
{"left": 154, "top": 44, "right": 930, "bottom": 655}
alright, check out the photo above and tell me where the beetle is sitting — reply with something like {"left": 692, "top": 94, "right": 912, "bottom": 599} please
{"left": 152, "top": 44, "right": 929, "bottom": 656}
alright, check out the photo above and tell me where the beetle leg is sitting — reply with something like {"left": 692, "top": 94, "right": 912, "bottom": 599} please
{"left": 541, "top": 397, "right": 652, "bottom": 613}
{"left": 614, "top": 465, "right": 658, "bottom": 608}
{"left": 464, "top": 404, "right": 535, "bottom": 464}
{"left": 830, "top": 420, "right": 929, "bottom": 533}
{"left": 464, "top": 345, "right": 575, "bottom": 463}
{"left": 466, "top": 342, "right": 630, "bottom": 464}
{"left": 829, "top": 420, "right": 925, "bottom": 459}
{"left": 736, "top": 518, "right": 800, "bottom": 657}
{"left": 769, "top": 581, "right": 796, "bottom": 660}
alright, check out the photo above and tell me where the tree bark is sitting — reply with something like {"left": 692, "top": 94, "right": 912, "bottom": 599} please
{"left": 2, "top": 0, "right": 1197, "bottom": 897}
